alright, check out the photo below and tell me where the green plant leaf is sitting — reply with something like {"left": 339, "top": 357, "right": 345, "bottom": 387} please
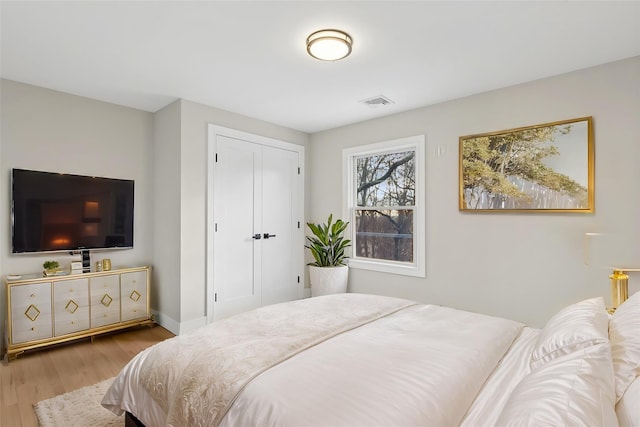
{"left": 305, "top": 214, "right": 351, "bottom": 266}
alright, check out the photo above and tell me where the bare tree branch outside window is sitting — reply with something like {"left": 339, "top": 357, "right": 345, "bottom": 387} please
{"left": 355, "top": 150, "right": 415, "bottom": 262}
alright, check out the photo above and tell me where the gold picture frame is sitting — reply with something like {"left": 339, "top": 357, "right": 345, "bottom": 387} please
{"left": 459, "top": 117, "right": 594, "bottom": 212}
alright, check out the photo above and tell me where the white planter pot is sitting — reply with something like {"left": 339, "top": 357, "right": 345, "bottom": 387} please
{"left": 309, "top": 265, "right": 349, "bottom": 297}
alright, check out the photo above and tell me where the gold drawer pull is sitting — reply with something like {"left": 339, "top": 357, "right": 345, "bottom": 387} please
{"left": 71, "top": 321, "right": 76, "bottom": 325}
{"left": 25, "top": 304, "right": 41, "bottom": 321}
{"left": 31, "top": 327, "right": 35, "bottom": 331}
{"left": 130, "top": 290, "right": 141, "bottom": 302}
{"left": 65, "top": 299, "right": 79, "bottom": 314}
{"left": 101, "top": 294, "right": 113, "bottom": 307}
{"left": 30, "top": 294, "right": 35, "bottom": 298}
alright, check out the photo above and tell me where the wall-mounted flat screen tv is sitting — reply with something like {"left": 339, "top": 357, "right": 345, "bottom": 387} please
{"left": 11, "top": 168, "right": 134, "bottom": 254}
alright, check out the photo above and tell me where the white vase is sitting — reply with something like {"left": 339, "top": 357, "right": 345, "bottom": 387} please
{"left": 309, "top": 265, "right": 349, "bottom": 297}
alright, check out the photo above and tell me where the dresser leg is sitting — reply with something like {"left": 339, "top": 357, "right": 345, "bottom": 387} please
{"left": 7, "top": 351, "right": 22, "bottom": 362}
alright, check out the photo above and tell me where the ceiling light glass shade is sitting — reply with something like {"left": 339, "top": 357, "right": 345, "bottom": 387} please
{"left": 306, "top": 29, "right": 352, "bottom": 61}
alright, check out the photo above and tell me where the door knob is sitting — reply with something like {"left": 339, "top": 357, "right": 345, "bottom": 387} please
{"left": 252, "top": 234, "right": 262, "bottom": 240}
{"left": 263, "top": 233, "right": 276, "bottom": 239}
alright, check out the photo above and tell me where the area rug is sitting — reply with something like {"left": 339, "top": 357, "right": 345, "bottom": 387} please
{"left": 33, "top": 377, "right": 123, "bottom": 427}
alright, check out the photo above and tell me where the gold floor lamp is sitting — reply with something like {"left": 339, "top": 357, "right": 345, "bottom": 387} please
{"left": 584, "top": 232, "right": 638, "bottom": 313}
{"left": 609, "top": 268, "right": 639, "bottom": 313}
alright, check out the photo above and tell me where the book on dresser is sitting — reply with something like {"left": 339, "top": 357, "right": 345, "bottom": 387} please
{"left": 4, "top": 265, "right": 153, "bottom": 360}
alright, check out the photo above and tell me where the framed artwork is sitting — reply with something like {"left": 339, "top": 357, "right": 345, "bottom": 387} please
{"left": 459, "top": 116, "right": 594, "bottom": 212}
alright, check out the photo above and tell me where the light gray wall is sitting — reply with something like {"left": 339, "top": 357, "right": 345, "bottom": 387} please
{"left": 0, "top": 79, "right": 155, "bottom": 349}
{"left": 309, "top": 56, "right": 640, "bottom": 327}
{"left": 152, "top": 100, "right": 182, "bottom": 326}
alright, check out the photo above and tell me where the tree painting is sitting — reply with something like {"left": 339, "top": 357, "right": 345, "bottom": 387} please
{"left": 460, "top": 117, "right": 593, "bottom": 211}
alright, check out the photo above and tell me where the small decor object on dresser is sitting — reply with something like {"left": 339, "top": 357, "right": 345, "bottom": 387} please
{"left": 43, "top": 260, "right": 60, "bottom": 277}
{"left": 70, "top": 261, "right": 84, "bottom": 275}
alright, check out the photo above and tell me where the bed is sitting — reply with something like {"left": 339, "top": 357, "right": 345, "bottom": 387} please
{"left": 102, "top": 291, "right": 640, "bottom": 426}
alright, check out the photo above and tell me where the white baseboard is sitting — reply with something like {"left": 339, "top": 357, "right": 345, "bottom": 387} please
{"left": 152, "top": 310, "right": 207, "bottom": 335}
{"left": 179, "top": 316, "right": 207, "bottom": 334}
{"left": 152, "top": 310, "right": 180, "bottom": 335}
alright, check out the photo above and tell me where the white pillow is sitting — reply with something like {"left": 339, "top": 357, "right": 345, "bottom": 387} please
{"left": 610, "top": 290, "right": 640, "bottom": 401}
{"left": 616, "top": 376, "right": 640, "bottom": 427}
{"left": 530, "top": 297, "right": 609, "bottom": 370}
{"left": 497, "top": 342, "right": 618, "bottom": 426}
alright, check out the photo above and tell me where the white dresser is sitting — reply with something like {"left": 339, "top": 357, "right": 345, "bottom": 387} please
{"left": 5, "top": 266, "right": 153, "bottom": 360}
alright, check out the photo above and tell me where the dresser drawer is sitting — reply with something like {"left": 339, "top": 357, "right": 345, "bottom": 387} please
{"left": 121, "top": 271, "right": 148, "bottom": 322}
{"left": 10, "top": 282, "right": 53, "bottom": 344}
{"left": 53, "top": 278, "right": 90, "bottom": 336}
{"left": 90, "top": 274, "right": 120, "bottom": 328}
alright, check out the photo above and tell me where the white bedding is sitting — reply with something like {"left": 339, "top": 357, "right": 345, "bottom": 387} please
{"left": 102, "top": 293, "right": 622, "bottom": 427}
{"left": 461, "top": 327, "right": 540, "bottom": 426}
{"left": 221, "top": 303, "right": 523, "bottom": 427}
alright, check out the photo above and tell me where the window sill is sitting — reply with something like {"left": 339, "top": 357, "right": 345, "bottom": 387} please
{"left": 347, "top": 258, "right": 425, "bottom": 278}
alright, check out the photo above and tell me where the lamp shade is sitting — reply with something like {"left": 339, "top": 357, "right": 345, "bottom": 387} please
{"left": 584, "top": 232, "right": 640, "bottom": 269}
{"left": 306, "top": 29, "right": 352, "bottom": 61}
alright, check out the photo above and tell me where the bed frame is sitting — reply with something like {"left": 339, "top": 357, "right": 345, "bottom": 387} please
{"left": 125, "top": 412, "right": 145, "bottom": 427}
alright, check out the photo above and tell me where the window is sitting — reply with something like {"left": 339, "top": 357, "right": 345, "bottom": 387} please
{"left": 343, "top": 135, "right": 425, "bottom": 277}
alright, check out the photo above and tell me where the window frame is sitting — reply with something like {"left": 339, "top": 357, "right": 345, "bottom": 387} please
{"left": 343, "top": 135, "right": 425, "bottom": 278}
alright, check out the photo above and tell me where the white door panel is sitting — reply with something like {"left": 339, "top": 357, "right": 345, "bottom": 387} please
{"left": 214, "top": 137, "right": 261, "bottom": 319}
{"left": 210, "top": 128, "right": 302, "bottom": 321}
{"left": 261, "top": 146, "right": 298, "bottom": 306}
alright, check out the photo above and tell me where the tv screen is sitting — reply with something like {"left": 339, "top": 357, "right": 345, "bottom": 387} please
{"left": 11, "top": 168, "right": 134, "bottom": 253}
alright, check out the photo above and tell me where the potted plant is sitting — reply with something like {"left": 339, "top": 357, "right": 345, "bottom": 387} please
{"left": 305, "top": 214, "right": 351, "bottom": 297}
{"left": 43, "top": 260, "right": 60, "bottom": 277}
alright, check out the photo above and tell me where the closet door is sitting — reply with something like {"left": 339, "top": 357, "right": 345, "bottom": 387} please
{"left": 211, "top": 131, "right": 301, "bottom": 321}
{"left": 261, "top": 145, "right": 299, "bottom": 306}
{"left": 213, "top": 136, "right": 263, "bottom": 320}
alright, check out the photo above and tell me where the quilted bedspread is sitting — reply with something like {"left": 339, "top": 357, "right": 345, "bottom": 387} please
{"left": 103, "top": 293, "right": 525, "bottom": 426}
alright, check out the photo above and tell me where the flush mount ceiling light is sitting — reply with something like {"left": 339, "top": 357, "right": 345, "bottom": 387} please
{"left": 306, "top": 29, "right": 353, "bottom": 61}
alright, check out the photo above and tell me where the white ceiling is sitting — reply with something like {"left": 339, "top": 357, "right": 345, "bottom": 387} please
{"left": 2, "top": 1, "right": 639, "bottom": 134}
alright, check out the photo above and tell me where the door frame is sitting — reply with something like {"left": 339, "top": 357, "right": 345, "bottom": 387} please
{"left": 206, "top": 124, "right": 305, "bottom": 323}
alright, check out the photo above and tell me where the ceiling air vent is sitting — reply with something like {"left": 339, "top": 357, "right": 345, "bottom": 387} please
{"left": 359, "top": 95, "right": 395, "bottom": 109}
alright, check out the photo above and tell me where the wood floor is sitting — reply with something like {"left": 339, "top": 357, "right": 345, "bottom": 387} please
{"left": 0, "top": 324, "right": 174, "bottom": 427}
